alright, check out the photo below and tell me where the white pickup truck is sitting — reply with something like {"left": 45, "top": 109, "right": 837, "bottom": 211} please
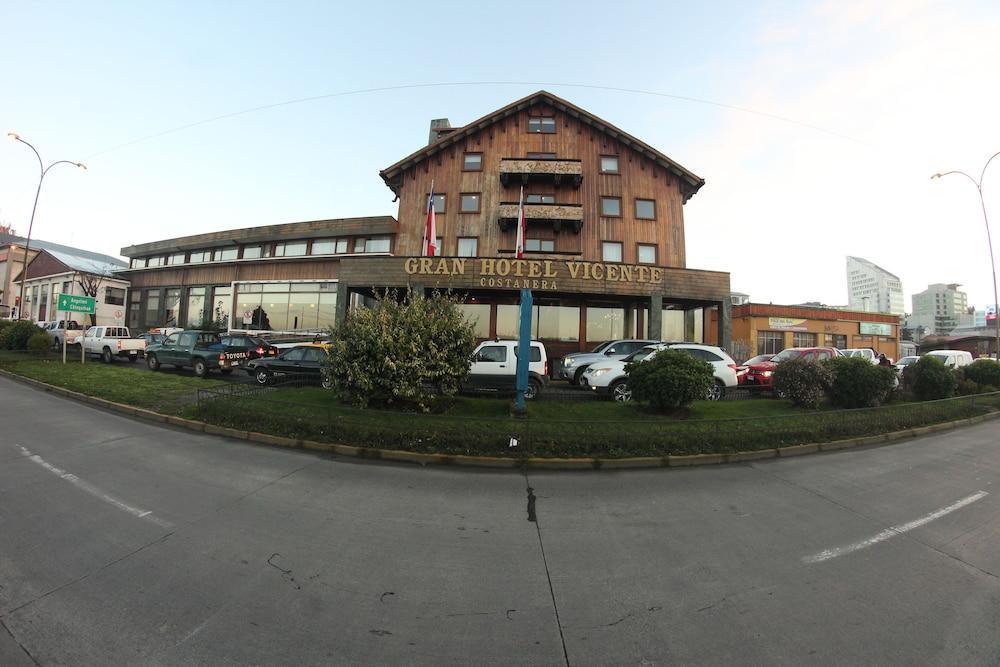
{"left": 81, "top": 326, "right": 145, "bottom": 363}
{"left": 50, "top": 319, "right": 84, "bottom": 348}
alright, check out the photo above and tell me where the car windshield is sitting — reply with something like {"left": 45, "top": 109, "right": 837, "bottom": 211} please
{"left": 625, "top": 347, "right": 658, "bottom": 362}
{"left": 590, "top": 341, "right": 613, "bottom": 354}
{"left": 770, "top": 349, "right": 802, "bottom": 363}
{"left": 743, "top": 354, "right": 771, "bottom": 365}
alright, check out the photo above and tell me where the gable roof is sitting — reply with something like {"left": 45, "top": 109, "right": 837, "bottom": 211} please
{"left": 1, "top": 233, "right": 127, "bottom": 275}
{"left": 379, "top": 90, "right": 705, "bottom": 201}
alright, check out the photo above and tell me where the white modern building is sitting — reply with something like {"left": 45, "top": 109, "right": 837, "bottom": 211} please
{"left": 910, "top": 283, "right": 969, "bottom": 336}
{"left": 846, "top": 256, "right": 904, "bottom": 315}
{"left": 14, "top": 247, "right": 129, "bottom": 327}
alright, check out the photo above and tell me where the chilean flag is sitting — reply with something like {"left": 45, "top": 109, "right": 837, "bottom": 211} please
{"left": 515, "top": 185, "right": 526, "bottom": 259}
{"left": 424, "top": 184, "right": 437, "bottom": 257}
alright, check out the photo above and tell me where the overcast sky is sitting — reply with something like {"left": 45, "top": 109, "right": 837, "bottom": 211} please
{"left": 2, "top": 0, "right": 998, "bottom": 311}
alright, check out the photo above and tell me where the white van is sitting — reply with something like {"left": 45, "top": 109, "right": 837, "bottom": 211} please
{"left": 924, "top": 350, "right": 974, "bottom": 369}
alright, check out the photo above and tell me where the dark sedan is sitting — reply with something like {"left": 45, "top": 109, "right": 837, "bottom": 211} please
{"left": 244, "top": 344, "right": 332, "bottom": 387}
{"left": 220, "top": 334, "right": 280, "bottom": 361}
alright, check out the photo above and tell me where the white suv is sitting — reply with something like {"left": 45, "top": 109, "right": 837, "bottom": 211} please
{"left": 466, "top": 340, "right": 549, "bottom": 400}
{"left": 582, "top": 343, "right": 738, "bottom": 402}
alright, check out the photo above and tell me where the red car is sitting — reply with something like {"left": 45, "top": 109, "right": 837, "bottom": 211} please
{"left": 743, "top": 347, "right": 842, "bottom": 389}
{"left": 736, "top": 354, "right": 774, "bottom": 384}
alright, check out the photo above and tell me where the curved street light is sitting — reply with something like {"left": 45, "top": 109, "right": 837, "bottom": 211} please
{"left": 932, "top": 150, "right": 1000, "bottom": 360}
{"left": 6, "top": 133, "right": 87, "bottom": 320}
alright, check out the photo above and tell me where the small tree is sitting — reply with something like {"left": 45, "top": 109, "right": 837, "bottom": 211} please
{"left": 905, "top": 355, "right": 957, "bottom": 401}
{"left": 772, "top": 358, "right": 832, "bottom": 409}
{"left": 76, "top": 272, "right": 105, "bottom": 327}
{"left": 961, "top": 359, "right": 1000, "bottom": 393}
{"left": 327, "top": 289, "right": 477, "bottom": 411}
{"left": 824, "top": 356, "right": 897, "bottom": 408}
{"left": 627, "top": 349, "right": 713, "bottom": 413}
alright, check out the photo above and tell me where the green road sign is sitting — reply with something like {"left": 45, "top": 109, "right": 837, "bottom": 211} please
{"left": 57, "top": 294, "right": 96, "bottom": 314}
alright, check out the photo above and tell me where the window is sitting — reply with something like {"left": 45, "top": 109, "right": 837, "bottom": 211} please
{"left": 463, "top": 153, "right": 482, "bottom": 171}
{"left": 602, "top": 242, "right": 623, "bottom": 262}
{"left": 477, "top": 346, "right": 507, "bottom": 363}
{"left": 212, "top": 286, "right": 231, "bottom": 329}
{"left": 586, "top": 306, "right": 626, "bottom": 342}
{"left": 527, "top": 152, "right": 557, "bottom": 159}
{"left": 274, "top": 241, "right": 307, "bottom": 257}
{"left": 600, "top": 156, "right": 619, "bottom": 174}
{"left": 757, "top": 331, "right": 785, "bottom": 355}
{"left": 457, "top": 303, "right": 490, "bottom": 337}
{"left": 242, "top": 245, "right": 262, "bottom": 259}
{"left": 527, "top": 117, "right": 556, "bottom": 133}
{"left": 635, "top": 199, "right": 656, "bottom": 220}
{"left": 129, "top": 258, "right": 141, "bottom": 269}
{"left": 457, "top": 237, "right": 478, "bottom": 257}
{"left": 356, "top": 237, "right": 391, "bottom": 253}
{"left": 431, "top": 193, "right": 446, "bottom": 214}
{"left": 311, "top": 238, "right": 349, "bottom": 255}
{"left": 525, "top": 239, "right": 555, "bottom": 252}
{"left": 792, "top": 332, "right": 817, "bottom": 347}
{"left": 638, "top": 244, "right": 657, "bottom": 264}
{"left": 189, "top": 250, "right": 210, "bottom": 263}
{"left": 186, "top": 287, "right": 206, "bottom": 328}
{"left": 826, "top": 334, "right": 847, "bottom": 349}
{"left": 167, "top": 253, "right": 185, "bottom": 265}
{"left": 526, "top": 194, "right": 555, "bottom": 204}
{"left": 145, "top": 290, "right": 160, "bottom": 326}
{"left": 601, "top": 197, "right": 622, "bottom": 217}
{"left": 213, "top": 247, "right": 238, "bottom": 261}
{"left": 104, "top": 287, "right": 126, "bottom": 306}
{"left": 146, "top": 256, "right": 163, "bottom": 268}
{"left": 164, "top": 288, "right": 181, "bottom": 327}
{"left": 460, "top": 194, "right": 481, "bottom": 213}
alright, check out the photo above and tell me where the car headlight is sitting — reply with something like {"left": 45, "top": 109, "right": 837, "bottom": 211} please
{"left": 588, "top": 368, "right": 610, "bottom": 377}
{"left": 563, "top": 358, "right": 576, "bottom": 367}
{"left": 761, "top": 370, "right": 772, "bottom": 377}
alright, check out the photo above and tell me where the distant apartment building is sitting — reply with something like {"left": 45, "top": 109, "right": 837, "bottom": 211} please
{"left": 846, "top": 256, "right": 904, "bottom": 315}
{"left": 909, "top": 283, "right": 968, "bottom": 336}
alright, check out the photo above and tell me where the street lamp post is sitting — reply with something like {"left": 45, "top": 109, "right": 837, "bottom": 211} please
{"left": 6, "top": 133, "right": 86, "bottom": 320}
{"left": 932, "top": 151, "right": 1000, "bottom": 361}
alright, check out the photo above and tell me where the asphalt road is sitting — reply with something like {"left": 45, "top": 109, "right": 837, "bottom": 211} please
{"left": 2, "top": 375, "right": 1000, "bottom": 666}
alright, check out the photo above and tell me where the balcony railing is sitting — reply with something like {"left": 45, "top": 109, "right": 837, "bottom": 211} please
{"left": 499, "top": 158, "right": 583, "bottom": 188}
{"left": 497, "top": 202, "right": 583, "bottom": 234}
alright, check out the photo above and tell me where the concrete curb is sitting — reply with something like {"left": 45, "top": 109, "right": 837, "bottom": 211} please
{"left": 2, "top": 368, "right": 998, "bottom": 471}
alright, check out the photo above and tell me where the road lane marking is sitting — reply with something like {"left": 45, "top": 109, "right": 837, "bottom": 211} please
{"left": 18, "top": 446, "right": 172, "bottom": 528}
{"left": 802, "top": 490, "right": 988, "bottom": 564}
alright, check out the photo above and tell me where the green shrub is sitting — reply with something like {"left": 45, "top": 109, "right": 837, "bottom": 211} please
{"left": 907, "top": 355, "right": 957, "bottom": 401}
{"left": 327, "top": 290, "right": 477, "bottom": 411}
{"left": 2, "top": 321, "right": 44, "bottom": 350}
{"left": 824, "top": 356, "right": 898, "bottom": 408}
{"left": 627, "top": 349, "right": 713, "bottom": 412}
{"left": 772, "top": 358, "right": 832, "bottom": 409}
{"left": 961, "top": 359, "right": 1000, "bottom": 392}
{"left": 26, "top": 332, "right": 51, "bottom": 355}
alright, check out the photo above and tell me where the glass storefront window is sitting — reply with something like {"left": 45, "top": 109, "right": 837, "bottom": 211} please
{"left": 164, "top": 289, "right": 181, "bottom": 327}
{"left": 661, "top": 310, "right": 685, "bottom": 341}
{"left": 586, "top": 306, "right": 625, "bottom": 342}
{"left": 288, "top": 291, "right": 319, "bottom": 330}
{"left": 757, "top": 331, "right": 784, "bottom": 355}
{"left": 457, "top": 303, "right": 491, "bottom": 338}
{"left": 317, "top": 291, "right": 337, "bottom": 331}
{"left": 212, "top": 287, "right": 232, "bottom": 330}
{"left": 145, "top": 291, "right": 160, "bottom": 327}
{"left": 537, "top": 305, "right": 579, "bottom": 341}
{"left": 129, "top": 291, "right": 141, "bottom": 330}
{"left": 186, "top": 287, "right": 206, "bottom": 328}
{"left": 793, "top": 332, "right": 817, "bottom": 347}
{"left": 234, "top": 282, "right": 337, "bottom": 331}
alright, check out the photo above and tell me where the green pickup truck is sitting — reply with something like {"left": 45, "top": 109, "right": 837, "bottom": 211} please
{"left": 145, "top": 330, "right": 238, "bottom": 378}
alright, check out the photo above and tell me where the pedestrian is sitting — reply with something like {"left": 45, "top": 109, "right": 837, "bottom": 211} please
{"left": 878, "top": 353, "right": 891, "bottom": 367}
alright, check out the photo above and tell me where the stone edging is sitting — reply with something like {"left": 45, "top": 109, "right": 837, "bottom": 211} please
{"left": 3, "top": 369, "right": 998, "bottom": 471}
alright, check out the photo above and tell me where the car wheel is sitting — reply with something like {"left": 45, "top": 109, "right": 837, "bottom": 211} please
{"left": 193, "top": 359, "right": 208, "bottom": 378}
{"left": 255, "top": 370, "right": 271, "bottom": 386}
{"left": 524, "top": 378, "right": 541, "bottom": 401}
{"left": 775, "top": 388, "right": 788, "bottom": 399}
{"left": 573, "top": 366, "right": 588, "bottom": 386}
{"left": 147, "top": 354, "right": 160, "bottom": 371}
{"left": 101, "top": 348, "right": 113, "bottom": 364}
{"left": 321, "top": 373, "right": 334, "bottom": 390}
{"left": 610, "top": 379, "right": 632, "bottom": 403}
{"left": 705, "top": 381, "right": 725, "bottom": 401}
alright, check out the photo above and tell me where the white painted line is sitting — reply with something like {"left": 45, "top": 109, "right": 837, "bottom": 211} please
{"left": 803, "top": 490, "right": 988, "bottom": 564}
{"left": 19, "top": 446, "right": 172, "bottom": 529}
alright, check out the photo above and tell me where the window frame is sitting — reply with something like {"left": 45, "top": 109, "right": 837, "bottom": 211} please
{"left": 462, "top": 152, "right": 483, "bottom": 172}
{"left": 429, "top": 193, "right": 446, "bottom": 214}
{"left": 602, "top": 241, "right": 624, "bottom": 263}
{"left": 635, "top": 198, "right": 657, "bottom": 220}
{"left": 526, "top": 152, "right": 557, "bottom": 159}
{"left": 527, "top": 117, "right": 556, "bottom": 134}
{"left": 637, "top": 244, "right": 657, "bottom": 265}
{"left": 460, "top": 193, "right": 482, "bottom": 213}
{"left": 599, "top": 155, "right": 620, "bottom": 174}
{"left": 525, "top": 194, "right": 556, "bottom": 204}
{"left": 601, "top": 196, "right": 622, "bottom": 218}
{"left": 457, "top": 237, "right": 479, "bottom": 257}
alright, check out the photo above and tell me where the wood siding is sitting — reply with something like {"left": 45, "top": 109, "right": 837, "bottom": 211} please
{"left": 392, "top": 103, "right": 690, "bottom": 267}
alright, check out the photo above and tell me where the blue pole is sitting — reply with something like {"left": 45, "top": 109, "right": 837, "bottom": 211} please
{"left": 515, "top": 288, "right": 533, "bottom": 413}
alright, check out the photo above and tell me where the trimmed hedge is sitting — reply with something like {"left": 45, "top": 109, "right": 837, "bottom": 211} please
{"left": 962, "top": 359, "right": 1000, "bottom": 393}
{"left": 627, "top": 349, "right": 713, "bottom": 412}
{"left": 906, "top": 356, "right": 957, "bottom": 401}
{"left": 824, "top": 357, "right": 897, "bottom": 408}
{"left": 773, "top": 358, "right": 832, "bottom": 409}
{"left": 0, "top": 321, "right": 44, "bottom": 350}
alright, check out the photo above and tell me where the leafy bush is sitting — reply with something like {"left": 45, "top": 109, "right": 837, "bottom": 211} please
{"left": 327, "top": 290, "right": 477, "bottom": 411}
{"left": 627, "top": 349, "right": 713, "bottom": 412}
{"left": 961, "top": 359, "right": 1000, "bottom": 392}
{"left": 1, "top": 321, "right": 44, "bottom": 350}
{"left": 26, "top": 332, "right": 51, "bottom": 355}
{"left": 824, "top": 356, "right": 898, "bottom": 408}
{"left": 906, "top": 355, "right": 957, "bottom": 401}
{"left": 772, "top": 358, "right": 832, "bottom": 409}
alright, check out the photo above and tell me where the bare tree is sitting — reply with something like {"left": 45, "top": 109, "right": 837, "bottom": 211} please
{"left": 76, "top": 272, "right": 105, "bottom": 326}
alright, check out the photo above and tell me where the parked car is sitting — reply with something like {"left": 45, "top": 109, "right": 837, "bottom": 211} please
{"left": 923, "top": 349, "right": 974, "bottom": 369}
{"left": 736, "top": 353, "right": 774, "bottom": 384}
{"left": 744, "top": 347, "right": 842, "bottom": 389}
{"left": 842, "top": 348, "right": 879, "bottom": 364}
{"left": 557, "top": 339, "right": 660, "bottom": 385}
{"left": 465, "top": 340, "right": 549, "bottom": 399}
{"left": 134, "top": 332, "right": 166, "bottom": 357}
{"left": 220, "top": 333, "right": 280, "bottom": 362}
{"left": 81, "top": 326, "right": 145, "bottom": 363}
{"left": 50, "top": 320, "right": 83, "bottom": 348}
{"left": 893, "top": 355, "right": 919, "bottom": 377}
{"left": 582, "top": 343, "right": 738, "bottom": 402}
{"left": 145, "top": 330, "right": 231, "bottom": 378}
{"left": 244, "top": 343, "right": 332, "bottom": 387}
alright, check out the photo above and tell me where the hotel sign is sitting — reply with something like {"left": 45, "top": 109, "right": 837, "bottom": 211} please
{"left": 403, "top": 257, "right": 663, "bottom": 291}
{"left": 860, "top": 322, "right": 893, "bottom": 336}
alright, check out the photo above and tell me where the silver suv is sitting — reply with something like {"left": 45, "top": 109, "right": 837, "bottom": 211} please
{"left": 556, "top": 339, "right": 660, "bottom": 385}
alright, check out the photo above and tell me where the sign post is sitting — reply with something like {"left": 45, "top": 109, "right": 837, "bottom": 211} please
{"left": 514, "top": 289, "right": 533, "bottom": 414}
{"left": 57, "top": 294, "right": 96, "bottom": 364}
